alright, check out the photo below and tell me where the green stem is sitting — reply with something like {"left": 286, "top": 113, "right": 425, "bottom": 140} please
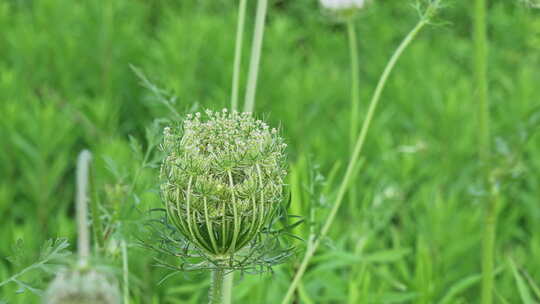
{"left": 347, "top": 19, "right": 360, "bottom": 214}
{"left": 482, "top": 191, "right": 497, "bottom": 304}
{"left": 222, "top": 271, "right": 234, "bottom": 304}
{"left": 243, "top": 0, "right": 268, "bottom": 113}
{"left": 122, "top": 240, "right": 130, "bottom": 304}
{"left": 347, "top": 20, "right": 360, "bottom": 153}
{"left": 280, "top": 10, "right": 436, "bottom": 304}
{"left": 475, "top": 0, "right": 494, "bottom": 302}
{"left": 210, "top": 268, "right": 226, "bottom": 304}
{"left": 231, "top": 0, "right": 247, "bottom": 111}
{"left": 90, "top": 164, "right": 105, "bottom": 250}
{"left": 475, "top": 0, "right": 490, "bottom": 162}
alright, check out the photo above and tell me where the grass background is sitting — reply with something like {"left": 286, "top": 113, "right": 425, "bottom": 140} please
{"left": 1, "top": 0, "right": 540, "bottom": 303}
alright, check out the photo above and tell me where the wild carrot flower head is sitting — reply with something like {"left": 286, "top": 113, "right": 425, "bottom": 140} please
{"left": 320, "top": 0, "right": 367, "bottom": 20}
{"left": 43, "top": 269, "right": 120, "bottom": 304}
{"left": 160, "top": 109, "right": 287, "bottom": 257}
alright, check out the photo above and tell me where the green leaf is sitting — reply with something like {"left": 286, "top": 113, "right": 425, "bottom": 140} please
{"left": 438, "top": 273, "right": 482, "bottom": 304}
{"left": 509, "top": 257, "right": 537, "bottom": 304}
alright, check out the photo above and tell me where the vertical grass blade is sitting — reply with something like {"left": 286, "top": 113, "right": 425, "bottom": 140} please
{"left": 509, "top": 258, "right": 536, "bottom": 304}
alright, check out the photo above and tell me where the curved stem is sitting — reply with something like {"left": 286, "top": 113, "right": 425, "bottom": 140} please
{"left": 231, "top": 0, "right": 248, "bottom": 111}
{"left": 280, "top": 10, "right": 436, "bottom": 304}
{"left": 243, "top": 0, "right": 268, "bottom": 113}
{"left": 76, "top": 150, "right": 92, "bottom": 267}
{"left": 209, "top": 268, "right": 226, "bottom": 304}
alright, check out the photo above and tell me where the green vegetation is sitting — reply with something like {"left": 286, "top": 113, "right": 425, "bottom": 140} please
{"left": 1, "top": 1, "right": 540, "bottom": 303}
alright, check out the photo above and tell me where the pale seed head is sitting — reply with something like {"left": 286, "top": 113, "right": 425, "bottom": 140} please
{"left": 43, "top": 269, "right": 120, "bottom": 304}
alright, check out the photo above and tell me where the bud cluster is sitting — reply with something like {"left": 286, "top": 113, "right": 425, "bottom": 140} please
{"left": 160, "top": 109, "right": 287, "bottom": 257}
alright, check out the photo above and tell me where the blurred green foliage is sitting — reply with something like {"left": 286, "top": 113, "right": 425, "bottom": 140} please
{"left": 1, "top": 0, "right": 539, "bottom": 303}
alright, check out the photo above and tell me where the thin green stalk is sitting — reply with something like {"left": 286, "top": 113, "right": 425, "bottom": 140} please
{"left": 90, "top": 165, "right": 105, "bottom": 250}
{"left": 482, "top": 191, "right": 497, "bottom": 304}
{"left": 122, "top": 240, "right": 130, "bottom": 304}
{"left": 475, "top": 0, "right": 490, "bottom": 162}
{"left": 475, "top": 0, "right": 494, "bottom": 302}
{"left": 210, "top": 268, "right": 226, "bottom": 304}
{"left": 347, "top": 19, "right": 360, "bottom": 214}
{"left": 222, "top": 272, "right": 233, "bottom": 304}
{"left": 231, "top": 0, "right": 248, "bottom": 111}
{"left": 347, "top": 20, "right": 360, "bottom": 153}
{"left": 243, "top": 0, "right": 268, "bottom": 113}
{"left": 280, "top": 10, "right": 437, "bottom": 304}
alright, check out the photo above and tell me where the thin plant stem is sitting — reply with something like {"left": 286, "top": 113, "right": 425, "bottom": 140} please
{"left": 243, "top": 0, "right": 268, "bottom": 113}
{"left": 347, "top": 19, "right": 360, "bottom": 214}
{"left": 231, "top": 0, "right": 248, "bottom": 111}
{"left": 280, "top": 9, "right": 438, "bottom": 304}
{"left": 222, "top": 272, "right": 233, "bottom": 304}
{"left": 347, "top": 20, "right": 360, "bottom": 153}
{"left": 90, "top": 164, "right": 105, "bottom": 250}
{"left": 210, "top": 268, "right": 226, "bottom": 304}
{"left": 122, "top": 240, "right": 130, "bottom": 304}
{"left": 482, "top": 191, "right": 497, "bottom": 304}
{"left": 474, "top": 0, "right": 494, "bottom": 302}
{"left": 76, "top": 150, "right": 92, "bottom": 267}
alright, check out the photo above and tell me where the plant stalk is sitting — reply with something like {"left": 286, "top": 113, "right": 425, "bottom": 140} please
{"left": 280, "top": 8, "right": 437, "bottom": 303}
{"left": 76, "top": 150, "right": 92, "bottom": 267}
{"left": 222, "top": 272, "right": 233, "bottom": 304}
{"left": 243, "top": 0, "right": 268, "bottom": 113}
{"left": 210, "top": 268, "right": 226, "bottom": 304}
{"left": 231, "top": 0, "right": 248, "bottom": 111}
{"left": 347, "top": 19, "right": 360, "bottom": 213}
{"left": 122, "top": 240, "right": 130, "bottom": 304}
{"left": 347, "top": 20, "right": 360, "bottom": 153}
{"left": 90, "top": 162, "right": 105, "bottom": 250}
{"left": 474, "top": 0, "right": 494, "bottom": 302}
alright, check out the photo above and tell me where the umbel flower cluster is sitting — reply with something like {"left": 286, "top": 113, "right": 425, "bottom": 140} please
{"left": 320, "top": 0, "right": 367, "bottom": 20}
{"left": 43, "top": 269, "right": 120, "bottom": 304}
{"left": 160, "top": 109, "right": 287, "bottom": 258}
